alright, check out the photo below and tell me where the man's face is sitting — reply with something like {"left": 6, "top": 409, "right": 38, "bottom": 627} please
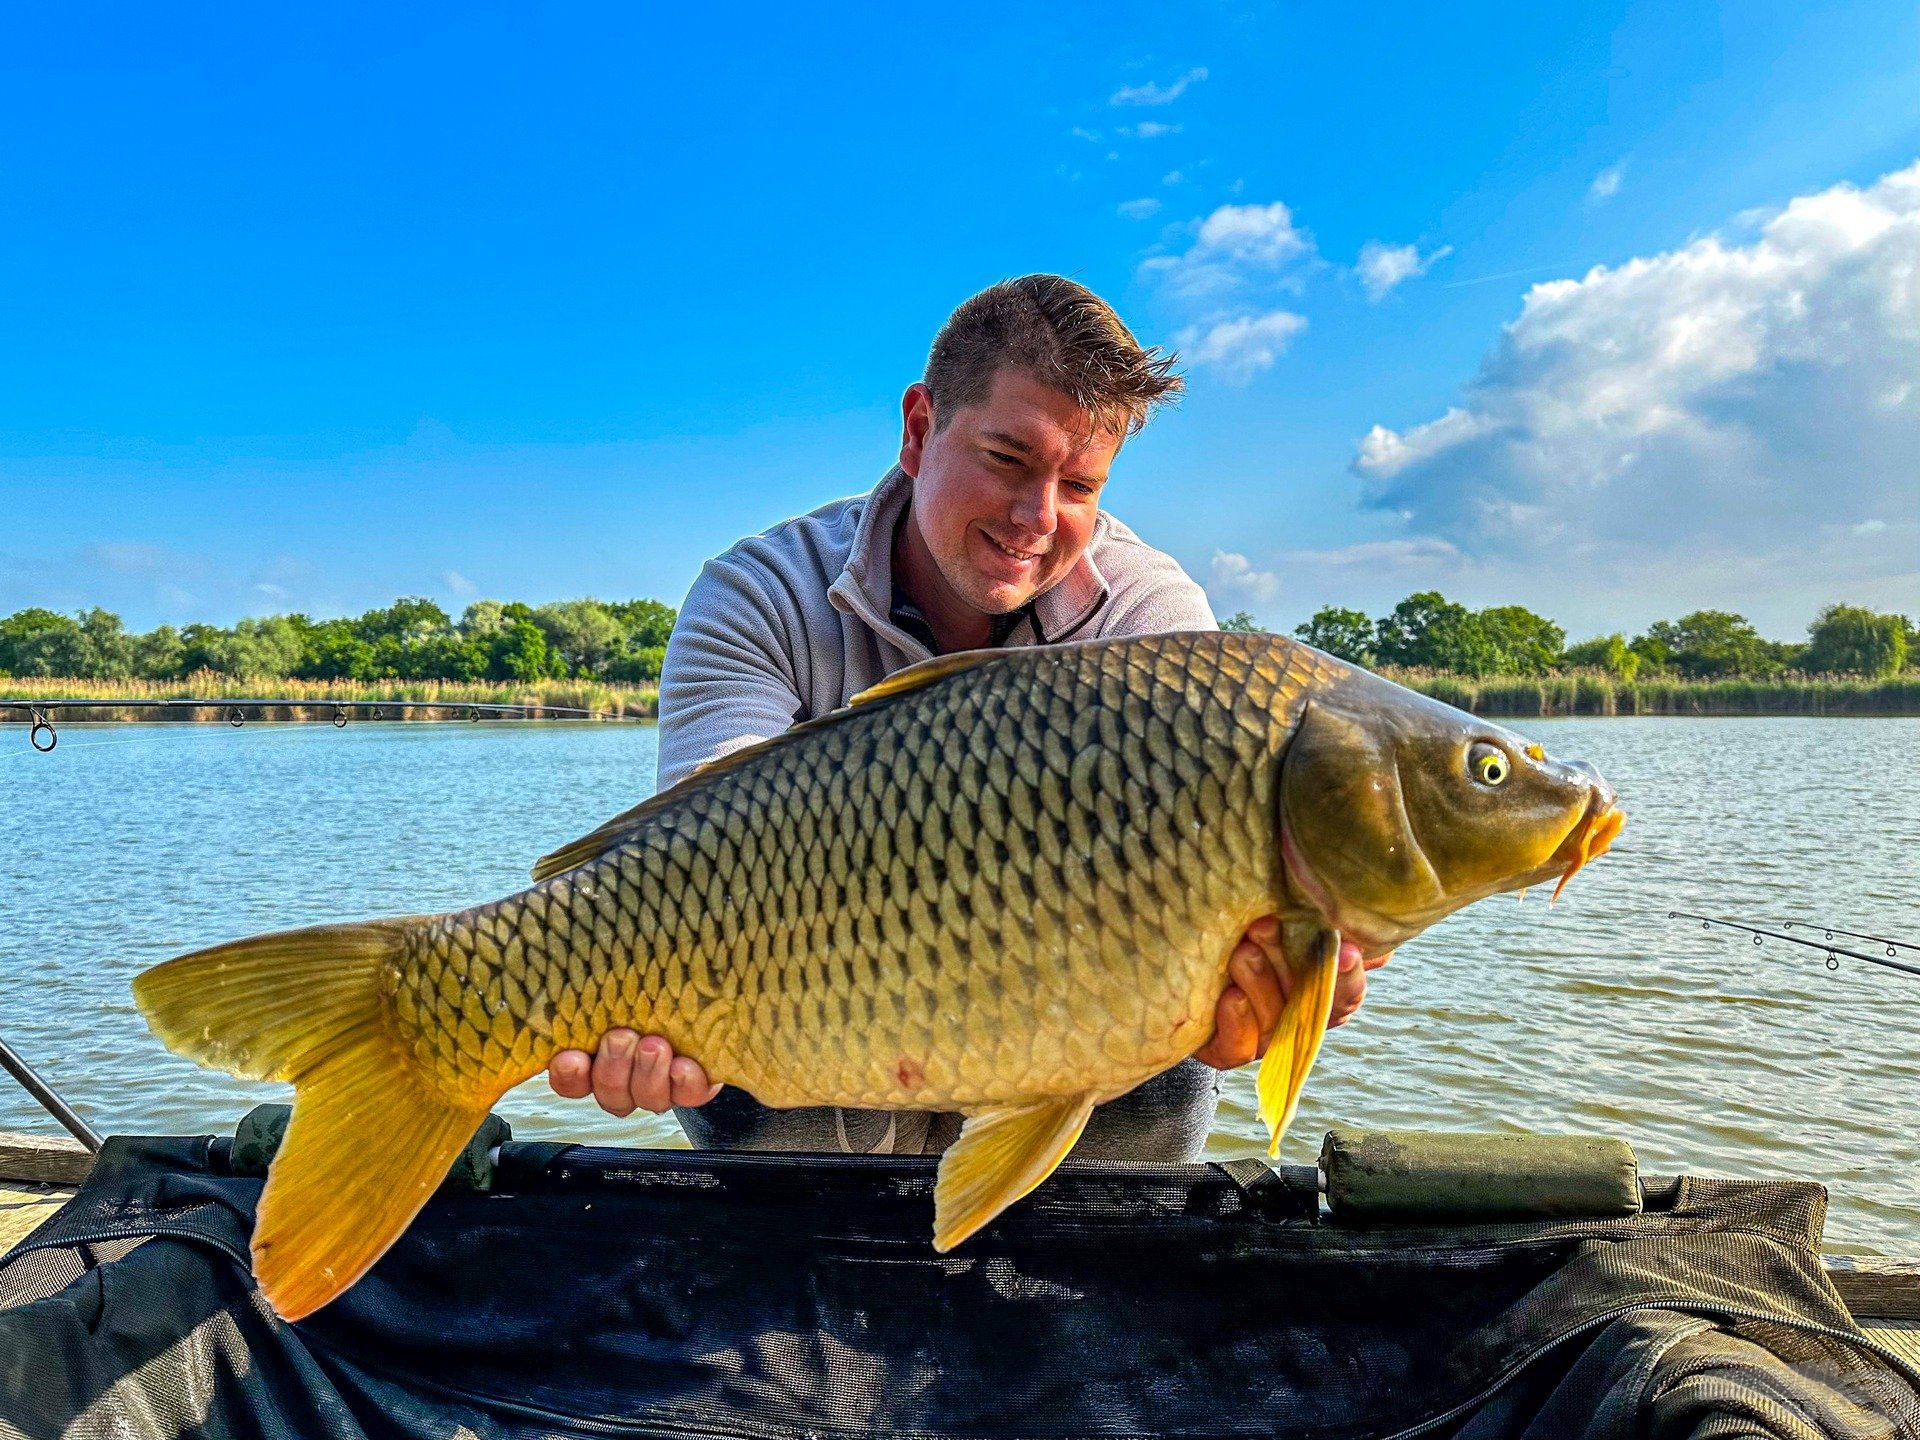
{"left": 898, "top": 368, "right": 1121, "bottom": 616}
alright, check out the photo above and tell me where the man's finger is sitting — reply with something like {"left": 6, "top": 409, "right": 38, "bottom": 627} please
{"left": 1363, "top": 947, "right": 1394, "bottom": 972}
{"left": 1329, "top": 946, "right": 1367, "bottom": 1028}
{"left": 548, "top": 1048, "right": 591, "bottom": 1099}
{"left": 669, "top": 1056, "right": 721, "bottom": 1108}
{"left": 1227, "top": 942, "right": 1285, "bottom": 1058}
{"left": 632, "top": 1036, "right": 675, "bottom": 1114}
{"left": 590, "top": 1030, "right": 640, "bottom": 1117}
{"left": 1195, "top": 989, "right": 1258, "bottom": 1069}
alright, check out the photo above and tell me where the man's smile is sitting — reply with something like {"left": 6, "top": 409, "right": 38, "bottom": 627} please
{"left": 981, "top": 532, "right": 1047, "bottom": 563}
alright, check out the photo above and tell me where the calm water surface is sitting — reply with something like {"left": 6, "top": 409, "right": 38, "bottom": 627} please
{"left": 1, "top": 716, "right": 1914, "bottom": 1255}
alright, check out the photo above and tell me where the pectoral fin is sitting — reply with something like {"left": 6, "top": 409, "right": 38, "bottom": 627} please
{"left": 1255, "top": 927, "right": 1341, "bottom": 1158}
{"left": 933, "top": 1094, "right": 1097, "bottom": 1252}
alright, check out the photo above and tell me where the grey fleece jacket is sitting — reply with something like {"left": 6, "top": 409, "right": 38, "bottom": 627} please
{"left": 656, "top": 464, "right": 1216, "bottom": 791}
{"left": 656, "top": 464, "right": 1223, "bottom": 1158}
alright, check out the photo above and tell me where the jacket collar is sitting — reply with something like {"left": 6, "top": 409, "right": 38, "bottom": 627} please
{"left": 827, "top": 466, "right": 1111, "bottom": 652}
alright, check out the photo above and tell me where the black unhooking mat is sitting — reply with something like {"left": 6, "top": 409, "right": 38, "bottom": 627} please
{"left": 1, "top": 1133, "right": 1917, "bottom": 1439}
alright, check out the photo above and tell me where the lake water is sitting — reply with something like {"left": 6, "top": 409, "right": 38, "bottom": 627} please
{"left": 1, "top": 715, "right": 1914, "bottom": 1255}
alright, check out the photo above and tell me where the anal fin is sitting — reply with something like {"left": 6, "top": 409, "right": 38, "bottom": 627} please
{"left": 933, "top": 1094, "right": 1096, "bottom": 1252}
{"left": 1256, "top": 928, "right": 1341, "bottom": 1157}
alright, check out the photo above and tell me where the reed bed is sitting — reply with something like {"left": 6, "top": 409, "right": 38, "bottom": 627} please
{"left": 6, "top": 669, "right": 1917, "bottom": 725}
{"left": 0, "top": 672, "right": 660, "bottom": 722}
{"left": 1382, "top": 669, "right": 1920, "bottom": 718}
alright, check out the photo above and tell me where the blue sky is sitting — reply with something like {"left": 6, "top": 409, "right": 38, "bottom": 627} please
{"left": 3, "top": 2, "right": 1917, "bottom": 640}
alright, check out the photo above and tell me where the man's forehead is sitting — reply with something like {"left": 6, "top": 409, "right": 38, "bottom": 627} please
{"left": 962, "top": 370, "right": 1122, "bottom": 463}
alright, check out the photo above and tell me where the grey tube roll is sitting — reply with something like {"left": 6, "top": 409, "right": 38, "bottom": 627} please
{"left": 1321, "top": 1129, "right": 1642, "bottom": 1222}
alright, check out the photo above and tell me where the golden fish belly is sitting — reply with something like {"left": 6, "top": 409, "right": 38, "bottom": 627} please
{"left": 387, "top": 634, "right": 1314, "bottom": 1114}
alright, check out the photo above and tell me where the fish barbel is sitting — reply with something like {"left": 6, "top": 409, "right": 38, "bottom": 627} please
{"left": 134, "top": 632, "right": 1623, "bottom": 1318}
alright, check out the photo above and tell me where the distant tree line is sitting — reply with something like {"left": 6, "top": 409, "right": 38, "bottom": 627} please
{"left": 6, "top": 591, "right": 1913, "bottom": 685}
{"left": 1219, "top": 594, "right": 1916, "bottom": 679}
{"left": 0, "top": 597, "right": 676, "bottom": 684}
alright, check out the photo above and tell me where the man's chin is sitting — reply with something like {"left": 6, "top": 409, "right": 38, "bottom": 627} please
{"left": 963, "top": 576, "right": 1039, "bottom": 615}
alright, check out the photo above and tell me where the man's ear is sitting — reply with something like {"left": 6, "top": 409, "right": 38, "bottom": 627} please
{"left": 899, "top": 383, "right": 935, "bottom": 477}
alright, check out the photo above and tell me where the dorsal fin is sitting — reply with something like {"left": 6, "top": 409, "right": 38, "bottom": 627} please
{"left": 529, "top": 646, "right": 1015, "bottom": 883}
{"left": 845, "top": 646, "right": 1006, "bottom": 705}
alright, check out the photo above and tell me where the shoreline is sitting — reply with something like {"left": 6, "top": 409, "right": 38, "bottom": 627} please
{"left": 0, "top": 677, "right": 660, "bottom": 724}
{"left": 5, "top": 674, "right": 1918, "bottom": 723}
{"left": 1386, "top": 670, "right": 1920, "bottom": 718}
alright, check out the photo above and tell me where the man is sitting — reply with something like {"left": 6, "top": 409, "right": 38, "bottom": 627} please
{"left": 548, "top": 275, "right": 1387, "bottom": 1155}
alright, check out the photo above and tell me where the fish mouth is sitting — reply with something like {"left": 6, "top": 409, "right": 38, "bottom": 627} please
{"left": 1548, "top": 792, "right": 1627, "bottom": 902}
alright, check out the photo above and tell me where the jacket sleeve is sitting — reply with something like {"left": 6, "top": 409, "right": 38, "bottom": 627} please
{"left": 655, "top": 555, "right": 808, "bottom": 792}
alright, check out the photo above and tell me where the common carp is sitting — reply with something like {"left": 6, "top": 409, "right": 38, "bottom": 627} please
{"left": 134, "top": 632, "right": 1624, "bottom": 1319}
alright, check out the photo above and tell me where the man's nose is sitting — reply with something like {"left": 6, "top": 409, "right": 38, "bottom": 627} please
{"left": 1010, "top": 479, "right": 1058, "bottom": 535}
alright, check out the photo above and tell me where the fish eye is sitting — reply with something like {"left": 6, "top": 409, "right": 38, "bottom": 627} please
{"left": 1468, "top": 743, "right": 1510, "bottom": 786}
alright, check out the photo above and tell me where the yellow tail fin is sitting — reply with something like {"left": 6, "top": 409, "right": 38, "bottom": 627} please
{"left": 1256, "top": 927, "right": 1341, "bottom": 1158}
{"left": 133, "top": 919, "right": 494, "bottom": 1320}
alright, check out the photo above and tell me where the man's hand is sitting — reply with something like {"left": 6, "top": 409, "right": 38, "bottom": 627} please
{"left": 1194, "top": 917, "right": 1393, "bottom": 1070}
{"left": 548, "top": 1031, "right": 723, "bottom": 1117}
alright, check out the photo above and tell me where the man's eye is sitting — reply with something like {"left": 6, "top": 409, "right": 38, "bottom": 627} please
{"left": 986, "top": 450, "right": 1020, "bottom": 466}
{"left": 1068, "top": 481, "right": 1097, "bottom": 497}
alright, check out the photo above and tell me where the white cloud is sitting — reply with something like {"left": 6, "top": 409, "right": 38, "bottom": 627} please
{"left": 84, "top": 541, "right": 185, "bottom": 576}
{"left": 443, "top": 570, "right": 477, "bottom": 597}
{"left": 1589, "top": 162, "right": 1626, "bottom": 200}
{"left": 1117, "top": 197, "right": 1162, "bottom": 220}
{"left": 1070, "top": 126, "right": 1102, "bottom": 143}
{"left": 1356, "top": 240, "right": 1452, "bottom": 299}
{"left": 1111, "top": 67, "right": 1208, "bottom": 106}
{"left": 1119, "top": 121, "right": 1179, "bottom": 139}
{"left": 1287, "top": 537, "right": 1462, "bottom": 568}
{"left": 1210, "top": 550, "right": 1280, "bottom": 602}
{"left": 1162, "top": 170, "right": 1183, "bottom": 185}
{"left": 1143, "top": 200, "right": 1314, "bottom": 300}
{"left": 1349, "top": 159, "right": 1920, "bottom": 631}
{"left": 1174, "top": 310, "right": 1307, "bottom": 382}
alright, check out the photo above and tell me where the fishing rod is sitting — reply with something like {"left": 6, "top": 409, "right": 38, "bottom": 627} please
{"left": 1777, "top": 919, "right": 1918, "bottom": 959}
{"left": 1668, "top": 911, "right": 1920, "bottom": 980}
{"left": 0, "top": 1034, "right": 102, "bottom": 1151}
{"left": 1, "top": 697, "right": 642, "bottom": 752}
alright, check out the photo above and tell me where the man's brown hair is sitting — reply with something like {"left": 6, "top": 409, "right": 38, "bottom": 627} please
{"left": 924, "top": 275, "right": 1182, "bottom": 438}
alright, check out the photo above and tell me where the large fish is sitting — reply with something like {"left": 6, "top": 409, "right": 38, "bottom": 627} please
{"left": 134, "top": 632, "right": 1623, "bottom": 1319}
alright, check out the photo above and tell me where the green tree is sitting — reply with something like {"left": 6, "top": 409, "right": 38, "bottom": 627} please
{"left": 607, "top": 598, "right": 677, "bottom": 649}
{"left": 403, "top": 633, "right": 490, "bottom": 681}
{"left": 1562, "top": 633, "right": 1641, "bottom": 682}
{"left": 1799, "top": 604, "right": 1908, "bottom": 677}
{"left": 181, "top": 615, "right": 312, "bottom": 677}
{"left": 0, "top": 608, "right": 89, "bottom": 677}
{"left": 1637, "top": 611, "right": 1778, "bottom": 678}
{"left": 1218, "top": 611, "right": 1265, "bottom": 634}
{"left": 604, "top": 646, "right": 667, "bottom": 683}
{"left": 1293, "top": 606, "right": 1374, "bottom": 664}
{"left": 1373, "top": 592, "right": 1503, "bottom": 675}
{"left": 1475, "top": 605, "right": 1564, "bottom": 675}
{"left": 459, "top": 600, "right": 510, "bottom": 637}
{"left": 535, "top": 599, "right": 626, "bottom": 676}
{"left": 74, "top": 608, "right": 135, "bottom": 677}
{"left": 298, "top": 619, "right": 376, "bottom": 679}
{"left": 129, "top": 624, "right": 187, "bottom": 680}
{"left": 486, "top": 619, "right": 560, "bottom": 681}
{"left": 357, "top": 598, "right": 453, "bottom": 647}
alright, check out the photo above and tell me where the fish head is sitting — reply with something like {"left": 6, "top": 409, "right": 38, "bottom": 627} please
{"left": 1277, "top": 675, "right": 1624, "bottom": 953}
